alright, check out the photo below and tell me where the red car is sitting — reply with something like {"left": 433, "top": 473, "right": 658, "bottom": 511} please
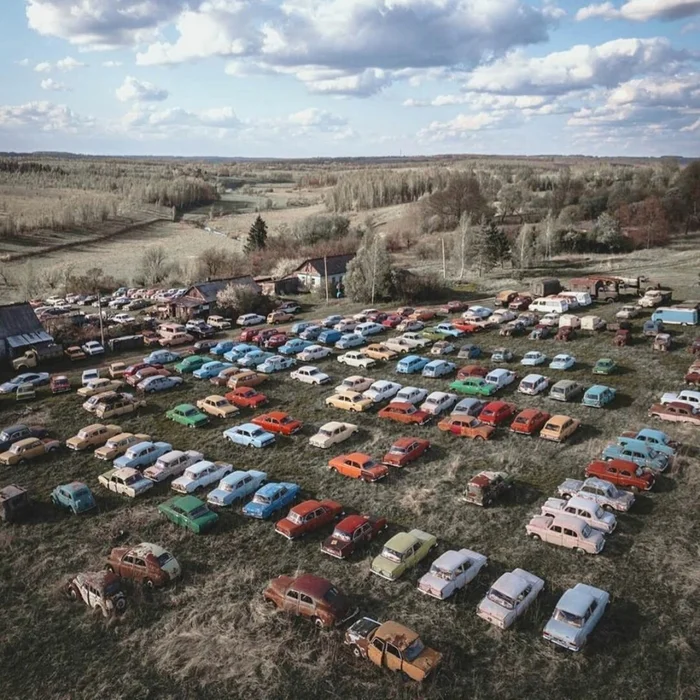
{"left": 368, "top": 311, "right": 388, "bottom": 323}
{"left": 439, "top": 300, "right": 467, "bottom": 314}
{"left": 50, "top": 375, "right": 71, "bottom": 394}
{"left": 510, "top": 408, "right": 551, "bottom": 436}
{"left": 124, "top": 362, "right": 162, "bottom": 377}
{"left": 585, "top": 459, "right": 655, "bottom": 492}
{"left": 508, "top": 295, "right": 532, "bottom": 311}
{"left": 253, "top": 328, "right": 277, "bottom": 344}
{"left": 453, "top": 321, "right": 482, "bottom": 333}
{"left": 382, "top": 314, "right": 402, "bottom": 329}
{"left": 264, "top": 333, "right": 289, "bottom": 349}
{"left": 251, "top": 411, "right": 302, "bottom": 435}
{"left": 142, "top": 331, "right": 162, "bottom": 347}
{"left": 239, "top": 327, "right": 258, "bottom": 342}
{"left": 377, "top": 401, "right": 431, "bottom": 425}
{"left": 274, "top": 499, "right": 344, "bottom": 540}
{"left": 320, "top": 514, "right": 388, "bottom": 559}
{"left": 382, "top": 437, "right": 430, "bottom": 467}
{"left": 480, "top": 401, "right": 517, "bottom": 426}
{"left": 125, "top": 366, "right": 170, "bottom": 386}
{"left": 396, "top": 306, "right": 415, "bottom": 318}
{"left": 225, "top": 386, "right": 268, "bottom": 409}
{"left": 328, "top": 453, "right": 389, "bottom": 482}
{"left": 685, "top": 366, "right": 700, "bottom": 386}
{"left": 457, "top": 364, "right": 488, "bottom": 380}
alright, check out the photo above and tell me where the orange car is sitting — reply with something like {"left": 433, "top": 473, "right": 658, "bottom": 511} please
{"left": 510, "top": 408, "right": 551, "bottom": 436}
{"left": 457, "top": 365, "right": 488, "bottom": 380}
{"left": 378, "top": 401, "right": 431, "bottom": 426}
{"left": 328, "top": 452, "right": 389, "bottom": 482}
{"left": 251, "top": 411, "right": 302, "bottom": 436}
{"left": 410, "top": 308, "right": 436, "bottom": 322}
{"left": 437, "top": 415, "right": 494, "bottom": 440}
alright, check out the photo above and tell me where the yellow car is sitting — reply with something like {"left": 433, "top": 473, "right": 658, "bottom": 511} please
{"left": 76, "top": 378, "right": 123, "bottom": 398}
{"left": 364, "top": 343, "right": 398, "bottom": 361}
{"left": 94, "top": 432, "right": 152, "bottom": 460}
{"left": 0, "top": 436, "right": 61, "bottom": 465}
{"left": 66, "top": 424, "right": 123, "bottom": 451}
{"left": 539, "top": 415, "right": 580, "bottom": 443}
{"left": 108, "top": 362, "right": 127, "bottom": 379}
{"left": 325, "top": 391, "right": 373, "bottom": 412}
{"left": 267, "top": 310, "right": 294, "bottom": 324}
{"left": 196, "top": 395, "right": 240, "bottom": 418}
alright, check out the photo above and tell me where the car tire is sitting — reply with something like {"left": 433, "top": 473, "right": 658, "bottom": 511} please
{"left": 68, "top": 586, "right": 78, "bottom": 601}
{"left": 105, "top": 565, "right": 115, "bottom": 573}
{"left": 575, "top": 547, "right": 586, "bottom": 555}
{"left": 144, "top": 579, "right": 155, "bottom": 589}
{"left": 313, "top": 616, "right": 325, "bottom": 629}
{"left": 528, "top": 533, "right": 540, "bottom": 540}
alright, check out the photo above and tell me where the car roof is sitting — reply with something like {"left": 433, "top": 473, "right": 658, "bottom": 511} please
{"left": 432, "top": 549, "right": 471, "bottom": 570}
{"left": 493, "top": 571, "right": 529, "bottom": 598}
{"left": 393, "top": 436, "right": 421, "bottom": 447}
{"left": 264, "top": 411, "right": 289, "bottom": 420}
{"left": 375, "top": 621, "right": 418, "bottom": 650}
{"left": 290, "top": 499, "right": 322, "bottom": 516}
{"left": 174, "top": 403, "right": 197, "bottom": 410}
{"left": 257, "top": 482, "right": 290, "bottom": 497}
{"left": 483, "top": 401, "right": 508, "bottom": 411}
{"left": 385, "top": 531, "right": 418, "bottom": 550}
{"left": 343, "top": 451, "right": 372, "bottom": 461}
{"left": 517, "top": 408, "right": 543, "bottom": 418}
{"left": 587, "top": 385, "right": 609, "bottom": 393}
{"left": 320, "top": 421, "right": 347, "bottom": 431}
{"left": 552, "top": 380, "right": 577, "bottom": 388}
{"left": 239, "top": 422, "right": 261, "bottom": 431}
{"left": 522, "top": 373, "right": 545, "bottom": 382}
{"left": 488, "top": 368, "right": 509, "bottom": 377}
{"left": 186, "top": 461, "right": 216, "bottom": 474}
{"left": 547, "top": 414, "right": 573, "bottom": 425}
{"left": 556, "top": 587, "right": 594, "bottom": 616}
{"left": 113, "top": 467, "right": 140, "bottom": 478}
{"left": 220, "top": 470, "right": 250, "bottom": 483}
{"left": 336, "top": 514, "right": 368, "bottom": 533}
{"left": 386, "top": 401, "right": 413, "bottom": 410}
{"left": 291, "top": 573, "right": 333, "bottom": 598}
{"left": 64, "top": 481, "right": 90, "bottom": 493}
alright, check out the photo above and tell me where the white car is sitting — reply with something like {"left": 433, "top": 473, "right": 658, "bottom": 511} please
{"left": 417, "top": 549, "right": 488, "bottom": 600}
{"left": 111, "top": 313, "right": 136, "bottom": 324}
{"left": 396, "top": 319, "right": 424, "bottom": 332}
{"left": 484, "top": 368, "right": 517, "bottom": 390}
{"left": 309, "top": 421, "right": 359, "bottom": 449}
{"left": 400, "top": 332, "right": 431, "bottom": 348}
{"left": 237, "top": 313, "right": 266, "bottom": 326}
{"left": 491, "top": 309, "right": 516, "bottom": 324}
{"left": 362, "top": 380, "right": 402, "bottom": 404}
{"left": 298, "top": 344, "right": 332, "bottom": 362}
{"left": 171, "top": 460, "right": 233, "bottom": 494}
{"left": 98, "top": 467, "right": 153, "bottom": 498}
{"left": 207, "top": 315, "right": 232, "bottom": 330}
{"left": 290, "top": 365, "right": 331, "bottom": 385}
{"left": 81, "top": 369, "right": 100, "bottom": 386}
{"left": 333, "top": 318, "right": 357, "bottom": 333}
{"left": 518, "top": 373, "right": 549, "bottom": 396}
{"left": 477, "top": 568, "right": 545, "bottom": 629}
{"left": 383, "top": 337, "right": 414, "bottom": 354}
{"left": 143, "top": 449, "right": 204, "bottom": 483}
{"left": 521, "top": 351, "right": 547, "bottom": 366}
{"left": 337, "top": 351, "right": 376, "bottom": 369}
{"left": 539, "top": 313, "right": 561, "bottom": 327}
{"left": 462, "top": 305, "right": 492, "bottom": 320}
{"left": 420, "top": 391, "right": 458, "bottom": 416}
{"left": 430, "top": 341, "right": 455, "bottom": 356}
{"left": 616, "top": 305, "right": 639, "bottom": 320}
{"left": 395, "top": 386, "right": 429, "bottom": 405}
{"left": 660, "top": 389, "right": 700, "bottom": 407}
{"left": 81, "top": 341, "right": 105, "bottom": 356}
{"left": 540, "top": 496, "right": 617, "bottom": 534}
{"left": 355, "top": 322, "right": 384, "bottom": 336}
{"left": 335, "top": 375, "right": 374, "bottom": 394}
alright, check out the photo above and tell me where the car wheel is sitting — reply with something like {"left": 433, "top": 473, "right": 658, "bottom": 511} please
{"left": 144, "top": 579, "right": 155, "bottom": 589}
{"left": 352, "top": 645, "right": 363, "bottom": 659}
{"left": 115, "top": 597, "right": 127, "bottom": 613}
{"left": 313, "top": 616, "right": 326, "bottom": 629}
{"left": 18, "top": 458, "right": 27, "bottom": 465}
{"left": 528, "top": 533, "right": 540, "bottom": 540}
{"left": 105, "top": 565, "right": 115, "bottom": 573}
{"left": 575, "top": 547, "right": 587, "bottom": 555}
{"left": 330, "top": 467, "right": 339, "bottom": 474}
{"left": 630, "top": 486, "right": 640, "bottom": 493}
{"left": 68, "top": 586, "right": 79, "bottom": 601}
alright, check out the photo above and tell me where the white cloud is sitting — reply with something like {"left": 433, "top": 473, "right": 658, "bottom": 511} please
{"left": 0, "top": 101, "right": 93, "bottom": 132}
{"left": 17, "top": 58, "right": 31, "bottom": 67}
{"left": 56, "top": 56, "right": 86, "bottom": 70}
{"left": 102, "top": 60, "right": 123, "bottom": 67}
{"left": 465, "top": 37, "right": 687, "bottom": 95}
{"left": 681, "top": 117, "right": 700, "bottom": 132}
{"left": 418, "top": 112, "right": 503, "bottom": 141}
{"left": 116, "top": 76, "right": 169, "bottom": 103}
{"left": 40, "top": 78, "right": 71, "bottom": 91}
{"left": 576, "top": 0, "right": 700, "bottom": 22}
{"left": 34, "top": 62, "right": 52, "bottom": 73}
{"left": 287, "top": 108, "right": 346, "bottom": 128}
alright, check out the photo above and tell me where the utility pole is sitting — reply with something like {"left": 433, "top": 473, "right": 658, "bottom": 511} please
{"left": 442, "top": 236, "right": 447, "bottom": 280}
{"left": 97, "top": 290, "right": 105, "bottom": 347}
{"left": 324, "top": 255, "right": 329, "bottom": 304}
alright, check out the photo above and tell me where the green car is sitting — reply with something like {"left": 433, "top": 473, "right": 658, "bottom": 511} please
{"left": 421, "top": 328, "right": 445, "bottom": 342}
{"left": 158, "top": 495, "right": 219, "bottom": 533}
{"left": 174, "top": 355, "right": 209, "bottom": 374}
{"left": 166, "top": 403, "right": 210, "bottom": 428}
{"left": 370, "top": 529, "right": 437, "bottom": 581}
{"left": 593, "top": 358, "right": 617, "bottom": 375}
{"left": 449, "top": 377, "right": 497, "bottom": 396}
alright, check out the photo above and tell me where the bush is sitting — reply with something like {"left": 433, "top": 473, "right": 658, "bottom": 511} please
{"left": 389, "top": 269, "right": 450, "bottom": 303}
{"left": 216, "top": 284, "right": 275, "bottom": 317}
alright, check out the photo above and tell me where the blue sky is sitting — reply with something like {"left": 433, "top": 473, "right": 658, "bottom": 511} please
{"left": 1, "top": 0, "right": 699, "bottom": 157}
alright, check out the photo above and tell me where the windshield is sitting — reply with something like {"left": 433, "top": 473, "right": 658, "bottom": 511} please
{"left": 381, "top": 547, "right": 404, "bottom": 563}
{"left": 74, "top": 488, "right": 91, "bottom": 499}
{"left": 103, "top": 580, "right": 121, "bottom": 596}
{"left": 78, "top": 430, "right": 90, "bottom": 438}
{"left": 183, "top": 471, "right": 196, "bottom": 480}
{"left": 430, "top": 566, "right": 453, "bottom": 581}
{"left": 554, "top": 608, "right": 584, "bottom": 627}
{"left": 487, "top": 588, "right": 515, "bottom": 610}
{"left": 323, "top": 586, "right": 344, "bottom": 609}
{"left": 124, "top": 474, "right": 141, "bottom": 486}
{"left": 319, "top": 429, "right": 332, "bottom": 437}
{"left": 189, "top": 505, "right": 209, "bottom": 519}
{"left": 581, "top": 524, "right": 592, "bottom": 538}
{"left": 253, "top": 494, "right": 270, "bottom": 505}
{"left": 592, "top": 505, "right": 605, "bottom": 519}
{"left": 287, "top": 512, "right": 303, "bottom": 525}
{"left": 404, "top": 639, "right": 426, "bottom": 662}
{"left": 390, "top": 446, "right": 406, "bottom": 455}
{"left": 331, "top": 529, "right": 351, "bottom": 542}
{"left": 281, "top": 417, "right": 294, "bottom": 424}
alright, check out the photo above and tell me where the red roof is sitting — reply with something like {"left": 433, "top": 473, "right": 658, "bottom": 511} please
{"left": 291, "top": 574, "right": 334, "bottom": 598}
{"left": 291, "top": 499, "right": 321, "bottom": 517}
{"left": 335, "top": 514, "right": 368, "bottom": 534}
{"left": 392, "top": 436, "right": 421, "bottom": 448}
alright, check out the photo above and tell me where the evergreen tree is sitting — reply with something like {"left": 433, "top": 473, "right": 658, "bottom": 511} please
{"left": 244, "top": 215, "right": 268, "bottom": 253}
{"left": 484, "top": 220, "right": 512, "bottom": 268}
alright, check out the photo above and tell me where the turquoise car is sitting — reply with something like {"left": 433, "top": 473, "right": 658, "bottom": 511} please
{"left": 582, "top": 385, "right": 616, "bottom": 408}
{"left": 51, "top": 481, "right": 97, "bottom": 514}
{"left": 193, "top": 361, "right": 233, "bottom": 379}
{"left": 174, "top": 355, "right": 209, "bottom": 374}
{"left": 279, "top": 339, "right": 313, "bottom": 355}
{"left": 396, "top": 355, "right": 430, "bottom": 374}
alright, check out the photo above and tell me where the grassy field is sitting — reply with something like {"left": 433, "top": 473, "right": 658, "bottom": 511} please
{"left": 1, "top": 286, "right": 699, "bottom": 700}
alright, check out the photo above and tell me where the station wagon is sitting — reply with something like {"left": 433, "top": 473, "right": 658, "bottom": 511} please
{"left": 582, "top": 385, "right": 616, "bottom": 408}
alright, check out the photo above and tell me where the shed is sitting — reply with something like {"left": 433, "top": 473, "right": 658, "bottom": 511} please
{"left": 169, "top": 276, "right": 261, "bottom": 319}
{"left": 0, "top": 302, "right": 55, "bottom": 361}
{"left": 293, "top": 254, "right": 355, "bottom": 290}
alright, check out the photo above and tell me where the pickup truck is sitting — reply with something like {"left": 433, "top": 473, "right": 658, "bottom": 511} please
{"left": 0, "top": 436, "right": 61, "bottom": 465}
{"left": 557, "top": 477, "right": 635, "bottom": 512}
{"left": 0, "top": 424, "right": 48, "bottom": 452}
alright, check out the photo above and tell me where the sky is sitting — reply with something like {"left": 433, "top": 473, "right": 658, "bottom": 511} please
{"left": 0, "top": 0, "right": 699, "bottom": 158}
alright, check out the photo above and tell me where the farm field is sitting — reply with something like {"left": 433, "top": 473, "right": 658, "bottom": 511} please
{"left": 1, "top": 292, "right": 699, "bottom": 700}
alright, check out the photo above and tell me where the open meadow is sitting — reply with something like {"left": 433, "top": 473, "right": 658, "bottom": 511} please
{"left": 1, "top": 275, "right": 699, "bottom": 700}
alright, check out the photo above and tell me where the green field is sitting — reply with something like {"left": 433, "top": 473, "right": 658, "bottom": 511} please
{"left": 1, "top": 296, "right": 699, "bottom": 700}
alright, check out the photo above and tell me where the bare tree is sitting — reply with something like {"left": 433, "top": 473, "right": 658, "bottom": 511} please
{"left": 140, "top": 246, "right": 170, "bottom": 285}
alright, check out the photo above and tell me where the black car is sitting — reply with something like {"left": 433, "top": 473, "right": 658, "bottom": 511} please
{"left": 0, "top": 424, "right": 49, "bottom": 452}
{"left": 186, "top": 321, "right": 216, "bottom": 339}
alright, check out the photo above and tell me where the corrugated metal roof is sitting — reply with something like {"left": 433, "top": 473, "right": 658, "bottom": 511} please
{"left": 0, "top": 303, "right": 46, "bottom": 341}
{"left": 6, "top": 331, "right": 54, "bottom": 348}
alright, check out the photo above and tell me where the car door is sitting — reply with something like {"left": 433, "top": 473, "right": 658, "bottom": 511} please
{"left": 131, "top": 556, "right": 148, "bottom": 583}
{"left": 384, "top": 643, "right": 403, "bottom": 673}
{"left": 455, "top": 562, "right": 467, "bottom": 589}
{"left": 119, "top": 553, "right": 135, "bottom": 578}
{"left": 283, "top": 588, "right": 300, "bottom": 614}
{"left": 356, "top": 522, "right": 372, "bottom": 545}
{"left": 562, "top": 526, "right": 580, "bottom": 549}
{"left": 548, "top": 522, "right": 564, "bottom": 546}
{"left": 368, "top": 637, "right": 385, "bottom": 667}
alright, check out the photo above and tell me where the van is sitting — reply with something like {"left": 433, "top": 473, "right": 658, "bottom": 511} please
{"left": 651, "top": 307, "right": 698, "bottom": 326}
{"left": 559, "top": 291, "right": 592, "bottom": 307}
{"left": 158, "top": 323, "right": 187, "bottom": 339}
{"left": 558, "top": 314, "right": 581, "bottom": 329}
{"left": 549, "top": 380, "right": 584, "bottom": 402}
{"left": 529, "top": 297, "right": 570, "bottom": 314}
{"left": 581, "top": 315, "right": 606, "bottom": 331}
{"left": 159, "top": 332, "right": 194, "bottom": 347}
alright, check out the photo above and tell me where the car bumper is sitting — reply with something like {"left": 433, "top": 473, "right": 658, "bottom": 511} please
{"left": 543, "top": 631, "right": 581, "bottom": 651}
{"left": 320, "top": 545, "right": 346, "bottom": 559}
{"left": 476, "top": 609, "right": 507, "bottom": 629}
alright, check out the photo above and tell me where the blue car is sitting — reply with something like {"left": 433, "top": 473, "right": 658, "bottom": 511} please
{"left": 211, "top": 340, "right": 236, "bottom": 356}
{"left": 396, "top": 355, "right": 431, "bottom": 374}
{"left": 238, "top": 350, "right": 274, "bottom": 368}
{"left": 299, "top": 325, "right": 323, "bottom": 341}
{"left": 223, "top": 423, "right": 276, "bottom": 448}
{"left": 433, "top": 323, "right": 465, "bottom": 338}
{"left": 51, "top": 481, "right": 96, "bottom": 514}
{"left": 335, "top": 333, "right": 365, "bottom": 350}
{"left": 457, "top": 344, "right": 481, "bottom": 360}
{"left": 582, "top": 385, "right": 616, "bottom": 408}
{"left": 619, "top": 428, "right": 677, "bottom": 458}
{"left": 603, "top": 440, "right": 669, "bottom": 472}
{"left": 322, "top": 315, "right": 343, "bottom": 328}
{"left": 549, "top": 354, "right": 576, "bottom": 371}
{"left": 543, "top": 584, "right": 609, "bottom": 652}
{"left": 193, "top": 361, "right": 233, "bottom": 379}
{"left": 279, "top": 339, "right": 313, "bottom": 355}
{"left": 223, "top": 344, "right": 258, "bottom": 362}
{"left": 291, "top": 321, "right": 313, "bottom": 335}
{"left": 144, "top": 350, "right": 181, "bottom": 365}
{"left": 422, "top": 360, "right": 456, "bottom": 378}
{"left": 242, "top": 481, "right": 300, "bottom": 519}
{"left": 206, "top": 469, "right": 267, "bottom": 507}
{"left": 318, "top": 329, "right": 342, "bottom": 345}
{"left": 0, "top": 372, "right": 51, "bottom": 393}
{"left": 114, "top": 441, "right": 173, "bottom": 470}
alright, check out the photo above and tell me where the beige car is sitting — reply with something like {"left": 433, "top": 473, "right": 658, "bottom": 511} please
{"left": 325, "top": 391, "right": 373, "bottom": 412}
{"left": 159, "top": 332, "right": 194, "bottom": 347}
{"left": 335, "top": 375, "right": 374, "bottom": 394}
{"left": 383, "top": 337, "right": 414, "bottom": 354}
{"left": 309, "top": 421, "right": 359, "bottom": 449}
{"left": 539, "top": 415, "right": 580, "bottom": 442}
{"left": 66, "top": 424, "right": 122, "bottom": 451}
{"left": 82, "top": 391, "right": 119, "bottom": 414}
{"left": 95, "top": 395, "right": 146, "bottom": 419}
{"left": 196, "top": 395, "right": 240, "bottom": 418}
{"left": 77, "top": 378, "right": 123, "bottom": 398}
{"left": 207, "top": 315, "right": 232, "bottom": 330}
{"left": 364, "top": 343, "right": 398, "bottom": 361}
{"left": 226, "top": 371, "right": 267, "bottom": 389}
{"left": 0, "top": 436, "right": 61, "bottom": 465}
{"left": 267, "top": 310, "right": 294, "bottom": 324}
{"left": 94, "top": 432, "right": 152, "bottom": 461}
{"left": 108, "top": 362, "right": 127, "bottom": 379}
{"left": 525, "top": 513, "right": 605, "bottom": 554}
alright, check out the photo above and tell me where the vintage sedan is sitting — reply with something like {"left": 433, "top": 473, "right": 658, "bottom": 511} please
{"left": 549, "top": 380, "right": 585, "bottom": 403}
{"left": 476, "top": 569, "right": 545, "bottom": 629}
{"left": 395, "top": 386, "right": 429, "bottom": 405}
{"left": 94, "top": 432, "right": 151, "bottom": 460}
{"left": 309, "top": 421, "right": 358, "bottom": 449}
{"left": 325, "top": 391, "right": 373, "bottom": 412}
{"left": 51, "top": 481, "right": 97, "bottom": 514}
{"left": 370, "top": 529, "right": 437, "bottom": 581}
{"left": 364, "top": 343, "right": 398, "bottom": 361}
{"left": 648, "top": 401, "right": 700, "bottom": 426}
{"left": 518, "top": 374, "right": 549, "bottom": 396}
{"left": 138, "top": 375, "right": 184, "bottom": 393}
{"left": 114, "top": 440, "right": 172, "bottom": 470}
{"left": 328, "top": 452, "right": 389, "bottom": 482}
{"left": 378, "top": 401, "right": 431, "bottom": 425}
{"left": 457, "top": 344, "right": 482, "bottom": 360}
{"left": 593, "top": 358, "right": 618, "bottom": 375}
{"left": 125, "top": 366, "right": 169, "bottom": 387}
{"left": 224, "top": 388, "right": 267, "bottom": 413}
{"left": 251, "top": 411, "right": 302, "bottom": 436}
{"left": 396, "top": 355, "right": 431, "bottom": 374}
{"left": 279, "top": 338, "right": 313, "bottom": 356}
{"left": 437, "top": 414, "right": 494, "bottom": 440}
{"left": 321, "top": 514, "right": 388, "bottom": 559}
{"left": 335, "top": 333, "right": 366, "bottom": 350}
{"left": 67, "top": 423, "right": 122, "bottom": 451}
{"left": 543, "top": 584, "right": 609, "bottom": 652}
{"left": 430, "top": 340, "right": 456, "bottom": 356}
{"left": 166, "top": 403, "right": 209, "bottom": 428}
{"left": 258, "top": 355, "right": 296, "bottom": 374}
{"left": 491, "top": 347, "right": 514, "bottom": 363}
{"left": 206, "top": 469, "right": 267, "bottom": 506}
{"left": 602, "top": 441, "right": 668, "bottom": 472}
{"left": 298, "top": 344, "right": 332, "bottom": 362}
{"left": 237, "top": 351, "right": 274, "bottom": 369}
{"left": 106, "top": 543, "right": 181, "bottom": 588}
{"left": 226, "top": 370, "right": 267, "bottom": 389}
{"left": 158, "top": 495, "right": 219, "bottom": 533}
{"left": 0, "top": 372, "right": 50, "bottom": 394}
{"left": 381, "top": 437, "right": 430, "bottom": 467}
{"left": 539, "top": 414, "right": 580, "bottom": 442}
{"left": 144, "top": 350, "right": 181, "bottom": 365}
{"left": 451, "top": 398, "right": 486, "bottom": 417}
{"left": 171, "top": 460, "right": 233, "bottom": 494}
{"left": 196, "top": 395, "right": 239, "bottom": 419}
{"left": 479, "top": 401, "right": 518, "bottom": 426}
{"left": 143, "top": 449, "right": 204, "bottom": 483}
{"left": 420, "top": 391, "right": 458, "bottom": 416}
{"left": 335, "top": 375, "right": 374, "bottom": 394}
{"left": 540, "top": 496, "right": 617, "bottom": 534}
{"left": 526, "top": 513, "right": 605, "bottom": 554}
{"left": 557, "top": 477, "right": 635, "bottom": 512}
{"left": 585, "top": 459, "right": 655, "bottom": 492}
{"left": 263, "top": 574, "right": 356, "bottom": 628}
{"left": 65, "top": 571, "right": 126, "bottom": 617}
{"left": 223, "top": 344, "right": 258, "bottom": 362}
{"left": 337, "top": 351, "right": 376, "bottom": 369}
{"left": 449, "top": 377, "right": 498, "bottom": 397}
{"left": 417, "top": 549, "right": 488, "bottom": 600}
{"left": 77, "top": 378, "right": 123, "bottom": 398}
{"left": 224, "top": 423, "right": 276, "bottom": 448}
{"left": 237, "top": 313, "right": 266, "bottom": 326}
{"left": 174, "top": 355, "right": 209, "bottom": 374}
{"left": 193, "top": 361, "right": 234, "bottom": 380}
{"left": 383, "top": 337, "right": 414, "bottom": 354}
{"left": 363, "top": 380, "right": 402, "bottom": 404}
{"left": 242, "top": 482, "right": 300, "bottom": 519}
{"left": 521, "top": 351, "right": 547, "bottom": 367}
{"left": 290, "top": 365, "right": 331, "bottom": 385}
{"left": 299, "top": 326, "right": 323, "bottom": 342}
{"left": 582, "top": 385, "right": 616, "bottom": 408}
{"left": 457, "top": 364, "right": 488, "bottom": 379}
{"left": 422, "top": 360, "right": 456, "bottom": 378}
{"left": 98, "top": 467, "right": 153, "bottom": 498}
{"left": 484, "top": 368, "right": 517, "bottom": 390}
{"left": 274, "top": 499, "right": 344, "bottom": 540}
{"left": 550, "top": 354, "right": 576, "bottom": 371}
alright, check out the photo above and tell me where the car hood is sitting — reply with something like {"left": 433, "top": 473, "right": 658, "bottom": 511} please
{"left": 322, "top": 536, "right": 352, "bottom": 555}
{"left": 418, "top": 573, "right": 450, "bottom": 595}
{"left": 207, "top": 488, "right": 232, "bottom": 504}
{"left": 243, "top": 501, "right": 270, "bottom": 517}
{"left": 113, "top": 455, "right": 133, "bottom": 468}
{"left": 0, "top": 382, "right": 18, "bottom": 393}
{"left": 477, "top": 596, "right": 510, "bottom": 622}
{"left": 371, "top": 555, "right": 403, "bottom": 578}
{"left": 543, "top": 618, "right": 581, "bottom": 646}
{"left": 309, "top": 435, "right": 331, "bottom": 447}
